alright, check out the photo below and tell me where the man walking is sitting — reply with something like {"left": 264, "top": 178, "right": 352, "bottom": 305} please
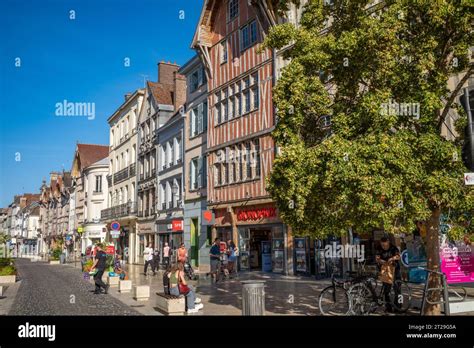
{"left": 209, "top": 238, "right": 221, "bottom": 283}
{"left": 91, "top": 243, "right": 109, "bottom": 295}
{"left": 163, "top": 242, "right": 170, "bottom": 267}
{"left": 152, "top": 248, "right": 160, "bottom": 275}
{"left": 143, "top": 243, "right": 154, "bottom": 275}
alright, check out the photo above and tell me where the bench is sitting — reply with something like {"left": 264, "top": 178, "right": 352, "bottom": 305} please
{"left": 156, "top": 292, "right": 185, "bottom": 315}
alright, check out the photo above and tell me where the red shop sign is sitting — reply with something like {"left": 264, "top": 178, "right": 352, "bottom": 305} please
{"left": 105, "top": 245, "right": 115, "bottom": 255}
{"left": 172, "top": 220, "right": 183, "bottom": 231}
{"left": 236, "top": 207, "right": 277, "bottom": 221}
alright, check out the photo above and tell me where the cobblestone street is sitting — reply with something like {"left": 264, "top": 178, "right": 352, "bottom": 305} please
{"left": 7, "top": 259, "right": 140, "bottom": 316}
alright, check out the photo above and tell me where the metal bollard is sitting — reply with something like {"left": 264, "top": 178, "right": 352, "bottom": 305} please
{"left": 241, "top": 280, "right": 266, "bottom": 315}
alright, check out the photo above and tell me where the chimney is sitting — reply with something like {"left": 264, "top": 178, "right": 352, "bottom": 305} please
{"left": 20, "top": 197, "right": 27, "bottom": 209}
{"left": 174, "top": 71, "right": 187, "bottom": 112}
{"left": 158, "top": 61, "right": 179, "bottom": 85}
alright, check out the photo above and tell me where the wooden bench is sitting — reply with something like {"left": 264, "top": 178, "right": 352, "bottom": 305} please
{"left": 156, "top": 292, "right": 185, "bottom": 315}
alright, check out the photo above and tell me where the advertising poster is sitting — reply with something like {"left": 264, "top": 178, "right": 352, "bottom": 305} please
{"left": 272, "top": 239, "right": 284, "bottom": 273}
{"left": 262, "top": 241, "right": 272, "bottom": 272}
{"left": 440, "top": 241, "right": 474, "bottom": 284}
{"left": 294, "top": 238, "right": 307, "bottom": 273}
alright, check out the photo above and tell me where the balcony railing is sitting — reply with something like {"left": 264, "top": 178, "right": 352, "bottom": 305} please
{"left": 101, "top": 201, "right": 137, "bottom": 220}
{"left": 106, "top": 175, "right": 112, "bottom": 186}
{"left": 130, "top": 163, "right": 136, "bottom": 176}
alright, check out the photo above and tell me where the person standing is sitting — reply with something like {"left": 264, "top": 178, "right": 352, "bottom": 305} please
{"left": 376, "top": 236, "right": 401, "bottom": 313}
{"left": 163, "top": 242, "right": 170, "bottom": 267}
{"left": 143, "top": 243, "right": 154, "bottom": 275}
{"left": 177, "top": 243, "right": 188, "bottom": 264}
{"left": 91, "top": 243, "right": 109, "bottom": 295}
{"left": 227, "top": 240, "right": 238, "bottom": 277}
{"left": 152, "top": 248, "right": 160, "bottom": 275}
{"left": 209, "top": 238, "right": 221, "bottom": 282}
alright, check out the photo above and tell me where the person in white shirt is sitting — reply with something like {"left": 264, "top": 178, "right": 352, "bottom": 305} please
{"left": 143, "top": 243, "right": 154, "bottom": 275}
{"left": 163, "top": 243, "right": 170, "bottom": 267}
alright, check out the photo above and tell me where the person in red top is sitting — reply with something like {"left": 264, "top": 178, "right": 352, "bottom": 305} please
{"left": 177, "top": 243, "right": 188, "bottom": 264}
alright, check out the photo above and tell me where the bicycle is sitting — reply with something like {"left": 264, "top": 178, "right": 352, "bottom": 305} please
{"left": 318, "top": 263, "right": 368, "bottom": 316}
{"left": 348, "top": 270, "right": 412, "bottom": 315}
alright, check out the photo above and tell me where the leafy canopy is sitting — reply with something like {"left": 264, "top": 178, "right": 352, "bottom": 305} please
{"left": 265, "top": 0, "right": 474, "bottom": 238}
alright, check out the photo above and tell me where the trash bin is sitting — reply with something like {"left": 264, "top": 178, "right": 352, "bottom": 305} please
{"left": 241, "top": 280, "right": 266, "bottom": 315}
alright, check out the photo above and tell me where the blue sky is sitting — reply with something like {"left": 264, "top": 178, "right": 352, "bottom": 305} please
{"left": 0, "top": 0, "right": 204, "bottom": 207}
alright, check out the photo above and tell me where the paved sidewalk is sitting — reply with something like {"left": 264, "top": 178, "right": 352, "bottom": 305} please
{"left": 67, "top": 261, "right": 474, "bottom": 316}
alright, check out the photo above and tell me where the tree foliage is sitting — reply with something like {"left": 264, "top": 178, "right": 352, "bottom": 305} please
{"left": 265, "top": 0, "right": 474, "bottom": 238}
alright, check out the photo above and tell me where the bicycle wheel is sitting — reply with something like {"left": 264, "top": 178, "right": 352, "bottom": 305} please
{"left": 318, "top": 285, "right": 351, "bottom": 316}
{"left": 348, "top": 283, "right": 373, "bottom": 316}
{"left": 389, "top": 280, "right": 411, "bottom": 313}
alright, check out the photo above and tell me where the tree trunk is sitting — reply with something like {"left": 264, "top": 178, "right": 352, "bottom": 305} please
{"left": 423, "top": 207, "right": 442, "bottom": 315}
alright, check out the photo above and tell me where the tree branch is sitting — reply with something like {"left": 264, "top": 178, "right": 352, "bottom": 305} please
{"left": 437, "top": 63, "right": 474, "bottom": 131}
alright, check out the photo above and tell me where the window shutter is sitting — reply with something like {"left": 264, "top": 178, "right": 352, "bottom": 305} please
{"left": 198, "top": 103, "right": 203, "bottom": 134}
{"left": 197, "top": 157, "right": 203, "bottom": 188}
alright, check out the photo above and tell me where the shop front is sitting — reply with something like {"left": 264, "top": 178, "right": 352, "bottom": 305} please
{"left": 156, "top": 219, "right": 184, "bottom": 262}
{"left": 214, "top": 203, "right": 290, "bottom": 274}
{"left": 136, "top": 220, "right": 155, "bottom": 265}
{"left": 82, "top": 225, "right": 106, "bottom": 254}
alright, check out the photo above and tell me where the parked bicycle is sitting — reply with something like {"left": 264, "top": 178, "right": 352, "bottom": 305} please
{"left": 348, "top": 271, "right": 412, "bottom": 315}
{"left": 318, "top": 263, "right": 368, "bottom": 316}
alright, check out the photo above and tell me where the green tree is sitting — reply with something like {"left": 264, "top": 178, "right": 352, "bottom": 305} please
{"left": 265, "top": 0, "right": 473, "bottom": 315}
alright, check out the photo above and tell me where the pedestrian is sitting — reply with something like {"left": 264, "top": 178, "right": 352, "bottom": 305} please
{"left": 163, "top": 264, "right": 171, "bottom": 295}
{"left": 168, "top": 263, "right": 203, "bottom": 314}
{"left": 376, "top": 236, "right": 401, "bottom": 313}
{"left": 227, "top": 240, "right": 238, "bottom": 277}
{"left": 90, "top": 243, "right": 109, "bottom": 295}
{"left": 143, "top": 243, "right": 154, "bottom": 275}
{"left": 177, "top": 243, "right": 187, "bottom": 264}
{"left": 209, "top": 238, "right": 221, "bottom": 282}
{"left": 152, "top": 248, "right": 160, "bottom": 275}
{"left": 163, "top": 242, "right": 170, "bottom": 267}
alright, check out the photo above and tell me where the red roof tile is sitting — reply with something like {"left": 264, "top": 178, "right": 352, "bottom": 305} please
{"left": 76, "top": 144, "right": 109, "bottom": 169}
{"left": 147, "top": 81, "right": 174, "bottom": 105}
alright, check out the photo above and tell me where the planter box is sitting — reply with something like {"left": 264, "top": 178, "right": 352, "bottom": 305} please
{"left": 0, "top": 275, "right": 16, "bottom": 284}
{"left": 49, "top": 260, "right": 60, "bottom": 265}
{"left": 156, "top": 293, "right": 185, "bottom": 315}
{"left": 133, "top": 285, "right": 150, "bottom": 301}
{"left": 119, "top": 280, "right": 132, "bottom": 293}
{"left": 107, "top": 276, "right": 120, "bottom": 287}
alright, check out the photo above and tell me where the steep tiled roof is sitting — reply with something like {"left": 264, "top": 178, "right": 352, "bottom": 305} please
{"left": 147, "top": 81, "right": 174, "bottom": 105}
{"left": 76, "top": 144, "right": 109, "bottom": 169}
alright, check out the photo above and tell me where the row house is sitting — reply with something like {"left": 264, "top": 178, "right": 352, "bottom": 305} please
{"left": 70, "top": 143, "right": 109, "bottom": 254}
{"left": 102, "top": 89, "right": 144, "bottom": 265}
{"left": 181, "top": 56, "right": 210, "bottom": 270}
{"left": 141, "top": 62, "right": 187, "bottom": 257}
{"left": 8, "top": 194, "right": 40, "bottom": 257}
{"left": 18, "top": 201, "right": 40, "bottom": 256}
{"left": 39, "top": 172, "right": 73, "bottom": 254}
{"left": 136, "top": 62, "right": 186, "bottom": 261}
{"left": 191, "top": 0, "right": 297, "bottom": 274}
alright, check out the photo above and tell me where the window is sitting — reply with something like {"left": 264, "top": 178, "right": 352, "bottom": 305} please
{"left": 229, "top": 0, "right": 239, "bottom": 20}
{"left": 160, "top": 146, "right": 165, "bottom": 170}
{"left": 191, "top": 101, "right": 208, "bottom": 137}
{"left": 167, "top": 142, "right": 173, "bottom": 167}
{"left": 253, "top": 139, "right": 261, "bottom": 177}
{"left": 240, "top": 20, "right": 258, "bottom": 51}
{"left": 176, "top": 137, "right": 182, "bottom": 164}
{"left": 245, "top": 142, "right": 252, "bottom": 179}
{"left": 189, "top": 67, "right": 207, "bottom": 93}
{"left": 221, "top": 40, "right": 228, "bottom": 63}
{"left": 244, "top": 90, "right": 251, "bottom": 113}
{"left": 214, "top": 164, "right": 222, "bottom": 186}
{"left": 252, "top": 86, "right": 259, "bottom": 110}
